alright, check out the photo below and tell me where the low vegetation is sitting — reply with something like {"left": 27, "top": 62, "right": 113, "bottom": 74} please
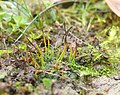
{"left": 0, "top": 0, "right": 120, "bottom": 94}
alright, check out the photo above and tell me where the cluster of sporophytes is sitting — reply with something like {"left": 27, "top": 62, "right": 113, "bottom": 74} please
{"left": 0, "top": 0, "right": 120, "bottom": 82}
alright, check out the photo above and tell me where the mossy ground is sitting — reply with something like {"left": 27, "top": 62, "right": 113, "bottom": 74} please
{"left": 0, "top": 0, "right": 120, "bottom": 94}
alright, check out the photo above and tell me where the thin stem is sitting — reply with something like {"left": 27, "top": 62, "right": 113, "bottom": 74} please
{"left": 14, "top": 0, "right": 80, "bottom": 43}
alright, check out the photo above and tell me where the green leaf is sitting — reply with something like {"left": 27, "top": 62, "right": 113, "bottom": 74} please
{"left": 109, "top": 26, "right": 117, "bottom": 41}
{"left": 18, "top": 44, "right": 27, "bottom": 50}
{"left": 42, "top": 78, "right": 52, "bottom": 90}
{"left": 13, "top": 16, "right": 28, "bottom": 27}
{"left": 0, "top": 50, "right": 12, "bottom": 55}
{"left": 0, "top": 12, "right": 6, "bottom": 21}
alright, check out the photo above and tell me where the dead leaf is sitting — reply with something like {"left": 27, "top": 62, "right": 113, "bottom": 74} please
{"left": 105, "top": 0, "right": 120, "bottom": 17}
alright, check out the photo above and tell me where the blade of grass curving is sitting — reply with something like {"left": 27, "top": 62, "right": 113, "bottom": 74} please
{"left": 14, "top": 0, "right": 80, "bottom": 43}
